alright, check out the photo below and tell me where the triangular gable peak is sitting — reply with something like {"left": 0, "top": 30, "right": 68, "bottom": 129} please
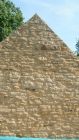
{"left": 0, "top": 14, "right": 74, "bottom": 57}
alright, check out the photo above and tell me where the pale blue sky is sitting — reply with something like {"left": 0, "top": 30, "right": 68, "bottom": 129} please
{"left": 11, "top": 0, "right": 79, "bottom": 52}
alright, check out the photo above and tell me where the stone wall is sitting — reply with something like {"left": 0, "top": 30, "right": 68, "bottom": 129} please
{"left": 0, "top": 14, "right": 79, "bottom": 138}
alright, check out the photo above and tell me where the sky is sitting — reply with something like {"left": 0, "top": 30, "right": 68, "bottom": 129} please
{"left": 11, "top": 0, "right": 79, "bottom": 52}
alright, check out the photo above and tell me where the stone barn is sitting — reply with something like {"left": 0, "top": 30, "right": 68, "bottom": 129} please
{"left": 0, "top": 14, "right": 79, "bottom": 138}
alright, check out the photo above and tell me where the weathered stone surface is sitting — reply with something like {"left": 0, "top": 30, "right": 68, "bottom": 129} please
{"left": 0, "top": 14, "right": 79, "bottom": 138}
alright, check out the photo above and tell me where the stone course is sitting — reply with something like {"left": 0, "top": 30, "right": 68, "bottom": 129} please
{"left": 0, "top": 14, "right": 79, "bottom": 138}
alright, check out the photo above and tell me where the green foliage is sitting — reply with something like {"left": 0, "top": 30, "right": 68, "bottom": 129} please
{"left": 76, "top": 40, "right": 79, "bottom": 56}
{"left": 0, "top": 0, "right": 23, "bottom": 41}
